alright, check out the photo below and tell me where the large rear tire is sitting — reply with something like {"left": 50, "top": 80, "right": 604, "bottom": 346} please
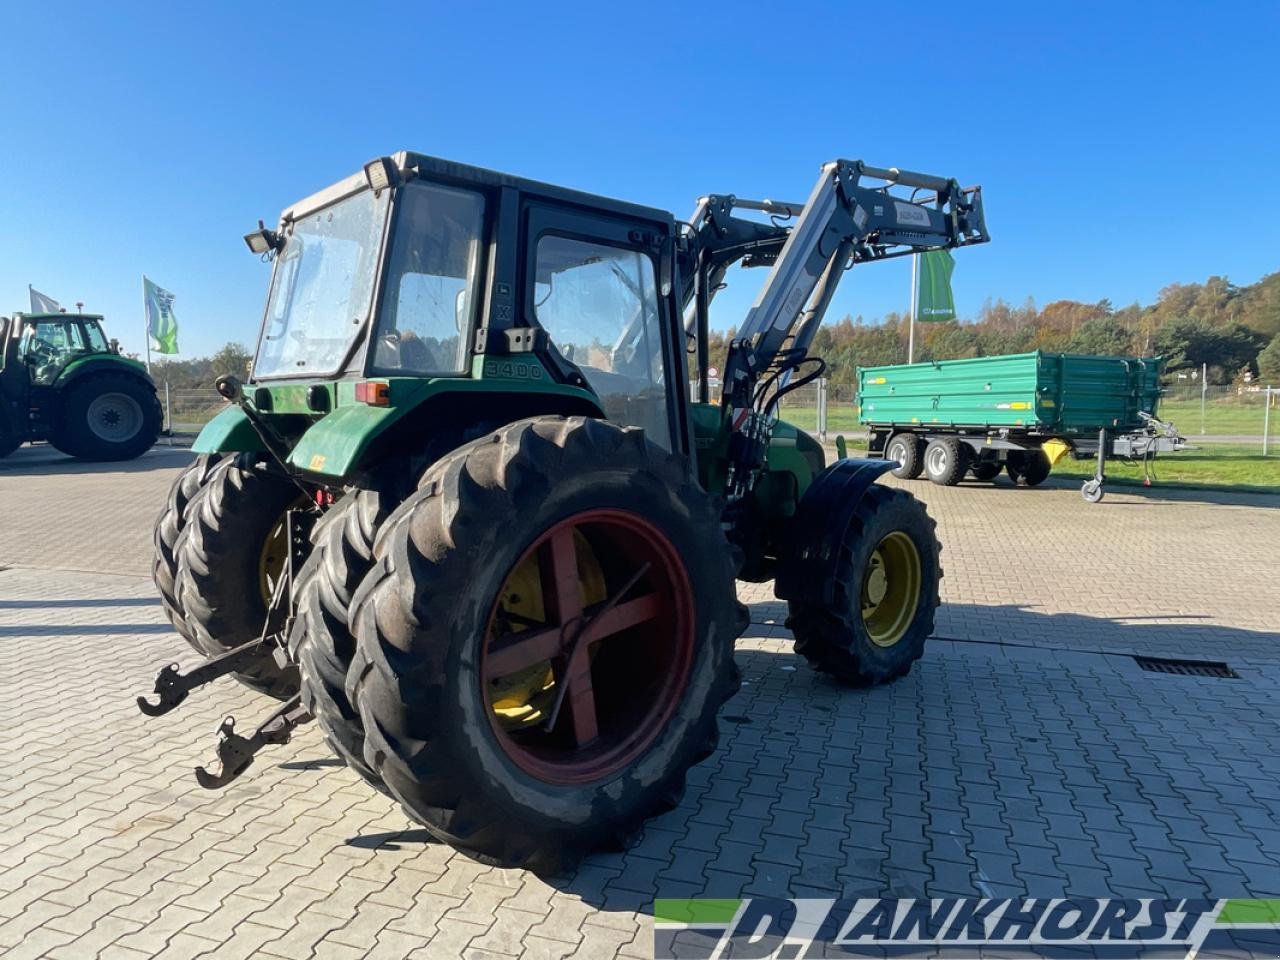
{"left": 787, "top": 485, "right": 940, "bottom": 686}
{"left": 51, "top": 372, "right": 161, "bottom": 461}
{"left": 289, "top": 487, "right": 393, "bottom": 786}
{"left": 173, "top": 455, "right": 303, "bottom": 699}
{"left": 153, "top": 453, "right": 224, "bottom": 649}
{"left": 347, "top": 416, "right": 744, "bottom": 873}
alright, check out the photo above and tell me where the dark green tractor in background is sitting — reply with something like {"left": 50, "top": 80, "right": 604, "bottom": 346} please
{"left": 0, "top": 312, "right": 162, "bottom": 460}
{"left": 141, "top": 152, "right": 988, "bottom": 872}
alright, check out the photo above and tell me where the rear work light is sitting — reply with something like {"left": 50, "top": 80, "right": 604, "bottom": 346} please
{"left": 354, "top": 381, "right": 390, "bottom": 406}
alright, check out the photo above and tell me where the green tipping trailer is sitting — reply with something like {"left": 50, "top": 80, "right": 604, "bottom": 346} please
{"left": 858, "top": 351, "right": 1184, "bottom": 503}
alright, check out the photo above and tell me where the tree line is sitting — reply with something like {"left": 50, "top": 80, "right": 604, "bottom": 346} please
{"left": 711, "top": 269, "right": 1280, "bottom": 387}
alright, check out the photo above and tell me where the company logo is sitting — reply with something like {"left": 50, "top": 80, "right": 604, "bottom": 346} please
{"left": 653, "top": 897, "right": 1280, "bottom": 959}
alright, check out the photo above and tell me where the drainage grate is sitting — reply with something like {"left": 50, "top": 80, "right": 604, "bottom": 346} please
{"left": 1134, "top": 656, "right": 1238, "bottom": 679}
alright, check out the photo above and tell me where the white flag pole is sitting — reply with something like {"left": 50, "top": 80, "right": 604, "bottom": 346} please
{"left": 142, "top": 276, "right": 152, "bottom": 373}
{"left": 908, "top": 254, "right": 919, "bottom": 364}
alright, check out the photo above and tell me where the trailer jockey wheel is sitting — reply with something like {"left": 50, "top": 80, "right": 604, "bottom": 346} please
{"left": 1081, "top": 479, "right": 1105, "bottom": 503}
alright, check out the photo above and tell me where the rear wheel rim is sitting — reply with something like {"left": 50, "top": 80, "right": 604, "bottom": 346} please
{"left": 927, "top": 445, "right": 947, "bottom": 475}
{"left": 481, "top": 508, "right": 695, "bottom": 785}
{"left": 86, "top": 392, "right": 142, "bottom": 442}
{"left": 861, "top": 531, "right": 922, "bottom": 647}
{"left": 888, "top": 439, "right": 907, "bottom": 462}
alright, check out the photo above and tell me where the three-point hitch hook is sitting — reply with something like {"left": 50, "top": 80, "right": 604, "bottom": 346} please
{"left": 136, "top": 638, "right": 272, "bottom": 717}
{"left": 194, "top": 695, "right": 313, "bottom": 789}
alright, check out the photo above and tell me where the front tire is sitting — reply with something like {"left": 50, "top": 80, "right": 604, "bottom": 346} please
{"left": 173, "top": 455, "right": 304, "bottom": 699}
{"left": 51, "top": 373, "right": 161, "bottom": 461}
{"left": 347, "top": 416, "right": 744, "bottom": 873}
{"left": 787, "top": 485, "right": 940, "bottom": 686}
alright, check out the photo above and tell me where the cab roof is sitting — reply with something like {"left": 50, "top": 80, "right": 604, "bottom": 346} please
{"left": 281, "top": 151, "right": 677, "bottom": 230}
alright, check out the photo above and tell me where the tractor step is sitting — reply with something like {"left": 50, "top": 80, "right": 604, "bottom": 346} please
{"left": 194, "top": 694, "right": 312, "bottom": 789}
{"left": 136, "top": 637, "right": 277, "bottom": 717}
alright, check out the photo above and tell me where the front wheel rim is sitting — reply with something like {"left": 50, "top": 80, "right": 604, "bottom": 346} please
{"left": 861, "top": 531, "right": 923, "bottom": 647}
{"left": 86, "top": 392, "right": 143, "bottom": 442}
{"left": 481, "top": 509, "right": 695, "bottom": 785}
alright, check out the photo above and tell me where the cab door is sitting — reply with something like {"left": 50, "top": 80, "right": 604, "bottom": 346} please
{"left": 522, "top": 203, "right": 689, "bottom": 456}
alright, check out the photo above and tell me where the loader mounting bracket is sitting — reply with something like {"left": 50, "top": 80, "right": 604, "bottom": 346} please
{"left": 194, "top": 694, "right": 313, "bottom": 789}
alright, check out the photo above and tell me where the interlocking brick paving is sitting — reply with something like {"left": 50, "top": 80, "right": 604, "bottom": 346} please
{"left": 1, "top": 443, "right": 1277, "bottom": 957}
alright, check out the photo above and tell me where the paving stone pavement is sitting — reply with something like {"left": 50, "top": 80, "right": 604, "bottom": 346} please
{"left": 1, "top": 443, "right": 1278, "bottom": 958}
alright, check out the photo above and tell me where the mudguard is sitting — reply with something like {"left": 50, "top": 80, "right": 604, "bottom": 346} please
{"left": 56, "top": 355, "right": 153, "bottom": 386}
{"left": 772, "top": 457, "right": 896, "bottom": 606}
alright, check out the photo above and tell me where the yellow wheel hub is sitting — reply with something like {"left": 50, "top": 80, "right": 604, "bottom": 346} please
{"left": 489, "top": 531, "right": 606, "bottom": 729}
{"left": 860, "top": 531, "right": 922, "bottom": 648}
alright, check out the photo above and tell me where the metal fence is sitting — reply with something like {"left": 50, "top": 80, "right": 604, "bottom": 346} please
{"left": 160, "top": 385, "right": 229, "bottom": 436}
{"left": 160, "top": 378, "right": 1279, "bottom": 457}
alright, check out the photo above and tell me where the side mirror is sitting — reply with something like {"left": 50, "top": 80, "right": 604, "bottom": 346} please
{"left": 215, "top": 375, "right": 245, "bottom": 402}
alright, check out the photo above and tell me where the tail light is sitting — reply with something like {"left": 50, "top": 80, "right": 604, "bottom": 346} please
{"left": 354, "top": 381, "right": 390, "bottom": 406}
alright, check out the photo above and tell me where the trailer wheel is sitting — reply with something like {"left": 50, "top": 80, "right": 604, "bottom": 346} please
{"left": 885, "top": 434, "right": 924, "bottom": 479}
{"left": 969, "top": 461, "right": 1001, "bottom": 482}
{"left": 289, "top": 487, "right": 393, "bottom": 787}
{"left": 347, "top": 416, "right": 744, "bottom": 873}
{"left": 174, "top": 455, "right": 304, "bottom": 699}
{"left": 923, "top": 437, "right": 969, "bottom": 485}
{"left": 1010, "top": 451, "right": 1051, "bottom": 487}
{"left": 1081, "top": 479, "right": 1105, "bottom": 503}
{"left": 787, "top": 485, "right": 940, "bottom": 686}
{"left": 153, "top": 453, "right": 224, "bottom": 648}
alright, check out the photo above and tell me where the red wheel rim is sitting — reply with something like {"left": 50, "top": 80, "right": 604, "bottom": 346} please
{"left": 481, "top": 508, "right": 695, "bottom": 785}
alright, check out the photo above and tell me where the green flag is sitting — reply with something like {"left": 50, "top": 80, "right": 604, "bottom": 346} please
{"left": 915, "top": 249, "right": 956, "bottom": 322}
{"left": 143, "top": 276, "right": 179, "bottom": 354}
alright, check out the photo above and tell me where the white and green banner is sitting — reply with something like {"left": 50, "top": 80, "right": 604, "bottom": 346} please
{"left": 143, "top": 276, "right": 179, "bottom": 354}
{"left": 915, "top": 249, "right": 957, "bottom": 322}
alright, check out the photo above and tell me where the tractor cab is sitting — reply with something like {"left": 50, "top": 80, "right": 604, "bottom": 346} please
{"left": 8, "top": 313, "right": 119, "bottom": 386}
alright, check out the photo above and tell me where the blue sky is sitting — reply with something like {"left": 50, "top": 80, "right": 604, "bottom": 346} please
{"left": 2, "top": 1, "right": 1276, "bottom": 359}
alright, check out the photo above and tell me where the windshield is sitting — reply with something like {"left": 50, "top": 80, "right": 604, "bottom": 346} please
{"left": 21, "top": 319, "right": 88, "bottom": 385}
{"left": 253, "top": 188, "right": 388, "bottom": 379}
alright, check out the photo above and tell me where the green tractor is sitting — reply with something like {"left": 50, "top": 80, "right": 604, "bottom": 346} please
{"left": 141, "top": 153, "right": 987, "bottom": 872}
{"left": 0, "top": 312, "right": 162, "bottom": 460}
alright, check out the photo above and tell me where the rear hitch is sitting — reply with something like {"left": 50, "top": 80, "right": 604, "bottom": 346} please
{"left": 137, "top": 638, "right": 274, "bottom": 716}
{"left": 194, "top": 694, "right": 312, "bottom": 789}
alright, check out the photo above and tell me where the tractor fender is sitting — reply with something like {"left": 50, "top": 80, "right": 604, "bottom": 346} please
{"left": 772, "top": 458, "right": 896, "bottom": 606}
{"left": 56, "top": 356, "right": 154, "bottom": 388}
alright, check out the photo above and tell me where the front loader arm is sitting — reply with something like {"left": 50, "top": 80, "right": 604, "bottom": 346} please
{"left": 682, "top": 159, "right": 988, "bottom": 499}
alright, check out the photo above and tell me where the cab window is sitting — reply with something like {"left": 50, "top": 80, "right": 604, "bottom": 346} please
{"left": 372, "top": 182, "right": 485, "bottom": 375}
{"left": 533, "top": 235, "right": 671, "bottom": 450}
